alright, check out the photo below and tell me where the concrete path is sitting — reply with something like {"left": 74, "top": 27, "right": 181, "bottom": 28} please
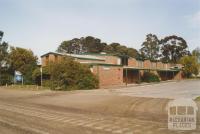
{"left": 111, "top": 80, "right": 200, "bottom": 99}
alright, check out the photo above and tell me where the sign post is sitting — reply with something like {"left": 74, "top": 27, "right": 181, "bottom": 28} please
{"left": 40, "top": 67, "right": 43, "bottom": 86}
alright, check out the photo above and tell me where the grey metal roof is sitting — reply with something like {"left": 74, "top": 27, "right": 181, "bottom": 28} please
{"left": 41, "top": 52, "right": 105, "bottom": 61}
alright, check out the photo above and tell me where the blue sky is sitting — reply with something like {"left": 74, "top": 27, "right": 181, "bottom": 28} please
{"left": 0, "top": 0, "right": 199, "bottom": 57}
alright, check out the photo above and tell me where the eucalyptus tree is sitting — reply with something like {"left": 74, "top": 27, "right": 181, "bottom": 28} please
{"left": 160, "top": 35, "right": 189, "bottom": 63}
{"left": 140, "top": 34, "right": 160, "bottom": 61}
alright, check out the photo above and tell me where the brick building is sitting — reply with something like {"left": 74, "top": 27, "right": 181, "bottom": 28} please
{"left": 41, "top": 52, "right": 183, "bottom": 88}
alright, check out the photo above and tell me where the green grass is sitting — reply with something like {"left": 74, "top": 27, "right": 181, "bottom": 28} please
{"left": 195, "top": 96, "right": 200, "bottom": 101}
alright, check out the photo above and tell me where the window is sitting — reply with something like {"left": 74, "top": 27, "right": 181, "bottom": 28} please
{"left": 121, "top": 57, "right": 128, "bottom": 66}
{"left": 103, "top": 66, "right": 110, "bottom": 70}
{"left": 117, "top": 58, "right": 121, "bottom": 65}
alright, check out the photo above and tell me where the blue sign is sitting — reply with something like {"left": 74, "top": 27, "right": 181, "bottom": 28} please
{"left": 15, "top": 75, "right": 22, "bottom": 82}
{"left": 15, "top": 71, "right": 22, "bottom": 82}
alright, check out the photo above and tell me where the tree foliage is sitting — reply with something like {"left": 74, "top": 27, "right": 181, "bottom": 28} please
{"left": 0, "top": 31, "right": 3, "bottom": 41}
{"left": 57, "top": 36, "right": 138, "bottom": 58}
{"left": 0, "top": 42, "right": 9, "bottom": 68}
{"left": 140, "top": 34, "right": 160, "bottom": 61}
{"left": 160, "top": 35, "right": 189, "bottom": 63}
{"left": 49, "top": 57, "right": 99, "bottom": 90}
{"left": 0, "top": 32, "right": 12, "bottom": 85}
{"left": 0, "top": 31, "right": 9, "bottom": 69}
{"left": 179, "top": 56, "right": 199, "bottom": 77}
{"left": 0, "top": 42, "right": 12, "bottom": 85}
{"left": 104, "top": 43, "right": 138, "bottom": 58}
{"left": 32, "top": 66, "right": 50, "bottom": 86}
{"left": 82, "top": 36, "right": 106, "bottom": 53}
{"left": 9, "top": 47, "right": 38, "bottom": 84}
{"left": 57, "top": 36, "right": 106, "bottom": 54}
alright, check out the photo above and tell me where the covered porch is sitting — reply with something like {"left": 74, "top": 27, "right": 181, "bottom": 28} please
{"left": 123, "top": 67, "right": 142, "bottom": 84}
{"left": 123, "top": 67, "right": 182, "bottom": 84}
{"left": 157, "top": 69, "right": 182, "bottom": 81}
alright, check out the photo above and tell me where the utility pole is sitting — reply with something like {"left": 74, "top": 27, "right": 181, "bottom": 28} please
{"left": 40, "top": 67, "right": 43, "bottom": 86}
{"left": 22, "top": 76, "right": 24, "bottom": 86}
{"left": 138, "top": 70, "right": 141, "bottom": 83}
{"left": 125, "top": 67, "right": 128, "bottom": 86}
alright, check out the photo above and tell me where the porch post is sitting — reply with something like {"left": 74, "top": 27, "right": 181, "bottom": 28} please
{"left": 138, "top": 70, "right": 141, "bottom": 83}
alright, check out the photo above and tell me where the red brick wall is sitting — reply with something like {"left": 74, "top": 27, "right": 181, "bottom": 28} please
{"left": 92, "top": 65, "right": 123, "bottom": 87}
{"left": 156, "top": 62, "right": 163, "bottom": 69}
{"left": 41, "top": 54, "right": 63, "bottom": 67}
{"left": 144, "top": 60, "right": 151, "bottom": 69}
{"left": 128, "top": 58, "right": 137, "bottom": 67}
{"left": 41, "top": 56, "right": 48, "bottom": 66}
{"left": 94, "top": 55, "right": 121, "bottom": 65}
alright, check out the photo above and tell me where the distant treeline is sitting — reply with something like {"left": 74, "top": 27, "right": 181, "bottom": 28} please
{"left": 57, "top": 34, "right": 190, "bottom": 63}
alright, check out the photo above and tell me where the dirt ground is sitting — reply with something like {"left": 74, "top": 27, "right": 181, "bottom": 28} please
{"left": 0, "top": 80, "right": 200, "bottom": 134}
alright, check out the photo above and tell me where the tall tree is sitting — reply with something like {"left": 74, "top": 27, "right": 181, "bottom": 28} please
{"left": 57, "top": 36, "right": 107, "bottom": 54}
{"left": 0, "top": 31, "right": 4, "bottom": 42}
{"left": 103, "top": 45, "right": 114, "bottom": 54}
{"left": 160, "top": 35, "right": 189, "bottom": 63}
{"left": 104, "top": 43, "right": 138, "bottom": 58}
{"left": 0, "top": 31, "right": 13, "bottom": 85}
{"left": 0, "top": 42, "right": 9, "bottom": 68}
{"left": 127, "top": 48, "right": 138, "bottom": 58}
{"left": 139, "top": 34, "right": 160, "bottom": 61}
{"left": 9, "top": 47, "right": 38, "bottom": 84}
{"left": 82, "top": 36, "right": 106, "bottom": 53}
{"left": 57, "top": 36, "right": 138, "bottom": 58}
{"left": 0, "top": 31, "right": 8, "bottom": 67}
{"left": 57, "top": 38, "right": 86, "bottom": 54}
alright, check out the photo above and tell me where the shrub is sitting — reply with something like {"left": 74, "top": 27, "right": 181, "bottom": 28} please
{"left": 179, "top": 56, "right": 199, "bottom": 78}
{"left": 141, "top": 71, "right": 160, "bottom": 83}
{"left": 49, "top": 57, "right": 99, "bottom": 90}
{"left": 77, "top": 71, "right": 99, "bottom": 90}
{"left": 0, "top": 67, "right": 13, "bottom": 86}
{"left": 32, "top": 66, "right": 50, "bottom": 86}
{"left": 42, "top": 80, "right": 51, "bottom": 87}
{"left": 0, "top": 73, "right": 13, "bottom": 85}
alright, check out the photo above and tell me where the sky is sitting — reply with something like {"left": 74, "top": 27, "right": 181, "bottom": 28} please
{"left": 0, "top": 0, "right": 200, "bottom": 58}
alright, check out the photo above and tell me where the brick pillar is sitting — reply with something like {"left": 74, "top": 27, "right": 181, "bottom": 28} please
{"left": 173, "top": 71, "right": 183, "bottom": 80}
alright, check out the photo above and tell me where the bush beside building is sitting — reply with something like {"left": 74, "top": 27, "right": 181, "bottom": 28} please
{"left": 33, "top": 57, "right": 99, "bottom": 90}
{"left": 141, "top": 71, "right": 160, "bottom": 83}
